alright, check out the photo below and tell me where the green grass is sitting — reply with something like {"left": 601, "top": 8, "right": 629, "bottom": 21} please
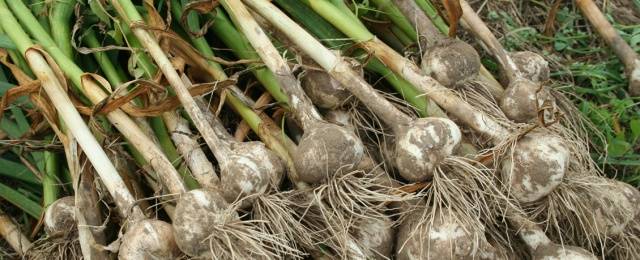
{"left": 481, "top": 2, "right": 640, "bottom": 185}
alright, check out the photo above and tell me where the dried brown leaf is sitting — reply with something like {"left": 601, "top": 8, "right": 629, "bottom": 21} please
{"left": 443, "top": 0, "right": 463, "bottom": 37}
{"left": 180, "top": 0, "right": 220, "bottom": 37}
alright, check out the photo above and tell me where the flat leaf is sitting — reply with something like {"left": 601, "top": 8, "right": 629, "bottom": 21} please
{"left": 0, "top": 34, "right": 16, "bottom": 50}
{"left": 0, "top": 158, "right": 39, "bottom": 185}
{"left": 608, "top": 138, "right": 631, "bottom": 157}
{"left": 630, "top": 33, "right": 640, "bottom": 47}
{"left": 630, "top": 119, "right": 640, "bottom": 140}
{"left": 554, "top": 39, "right": 568, "bottom": 51}
{"left": 0, "top": 182, "right": 42, "bottom": 219}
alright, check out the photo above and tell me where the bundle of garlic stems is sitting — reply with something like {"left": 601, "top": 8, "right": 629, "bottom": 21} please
{"left": 0, "top": 0, "right": 638, "bottom": 259}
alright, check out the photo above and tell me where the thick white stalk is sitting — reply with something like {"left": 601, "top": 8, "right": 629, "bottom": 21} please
{"left": 16, "top": 0, "right": 186, "bottom": 195}
{"left": 75, "top": 171, "right": 109, "bottom": 259}
{"left": 391, "top": 0, "right": 442, "bottom": 48}
{"left": 80, "top": 79, "right": 187, "bottom": 195}
{"left": 0, "top": 212, "right": 31, "bottom": 256}
{"left": 142, "top": 172, "right": 176, "bottom": 219}
{"left": 361, "top": 38, "right": 511, "bottom": 141}
{"left": 222, "top": 0, "right": 324, "bottom": 129}
{"left": 68, "top": 151, "right": 108, "bottom": 259}
{"left": 109, "top": 1, "right": 234, "bottom": 168}
{"left": 242, "top": 0, "right": 412, "bottom": 127}
{"left": 459, "top": 0, "right": 519, "bottom": 83}
{"left": 222, "top": 1, "right": 367, "bottom": 186}
{"left": 162, "top": 111, "right": 219, "bottom": 187}
{"left": 134, "top": 117, "right": 162, "bottom": 147}
{"left": 243, "top": 0, "right": 508, "bottom": 140}
{"left": 25, "top": 49, "right": 144, "bottom": 220}
{"left": 75, "top": 208, "right": 98, "bottom": 260}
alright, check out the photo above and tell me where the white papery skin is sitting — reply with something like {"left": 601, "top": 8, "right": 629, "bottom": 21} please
{"left": 221, "top": 142, "right": 284, "bottom": 208}
{"left": 394, "top": 117, "right": 461, "bottom": 182}
{"left": 586, "top": 179, "right": 640, "bottom": 236}
{"left": 499, "top": 77, "right": 556, "bottom": 123}
{"left": 173, "top": 189, "right": 236, "bottom": 258}
{"left": 421, "top": 39, "right": 481, "bottom": 87}
{"left": 118, "top": 219, "right": 180, "bottom": 260}
{"left": 501, "top": 130, "right": 569, "bottom": 203}
{"left": 532, "top": 244, "right": 596, "bottom": 260}
{"left": 510, "top": 51, "right": 550, "bottom": 83}
{"left": 512, "top": 213, "right": 596, "bottom": 260}
{"left": 293, "top": 122, "right": 365, "bottom": 183}
{"left": 301, "top": 70, "right": 352, "bottom": 109}
{"left": 396, "top": 209, "right": 500, "bottom": 260}
{"left": 351, "top": 215, "right": 395, "bottom": 259}
{"left": 44, "top": 196, "right": 76, "bottom": 235}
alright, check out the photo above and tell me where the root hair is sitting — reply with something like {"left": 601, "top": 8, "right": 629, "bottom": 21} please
{"left": 204, "top": 198, "right": 298, "bottom": 260}
{"left": 25, "top": 231, "right": 83, "bottom": 260}
{"left": 413, "top": 157, "right": 518, "bottom": 250}
{"left": 299, "top": 169, "right": 411, "bottom": 258}
{"left": 252, "top": 191, "right": 313, "bottom": 258}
